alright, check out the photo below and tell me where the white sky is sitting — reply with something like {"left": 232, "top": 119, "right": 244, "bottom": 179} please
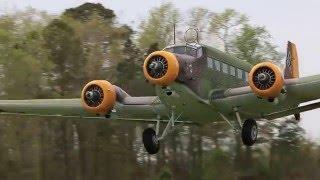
{"left": 1, "top": 0, "right": 320, "bottom": 140}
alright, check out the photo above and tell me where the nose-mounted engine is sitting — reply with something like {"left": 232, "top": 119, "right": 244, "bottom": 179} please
{"left": 248, "top": 62, "right": 284, "bottom": 98}
{"left": 81, "top": 80, "right": 116, "bottom": 114}
{"left": 143, "top": 51, "right": 180, "bottom": 86}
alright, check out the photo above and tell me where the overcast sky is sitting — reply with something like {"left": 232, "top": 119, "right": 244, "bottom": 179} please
{"left": 1, "top": 0, "right": 320, "bottom": 140}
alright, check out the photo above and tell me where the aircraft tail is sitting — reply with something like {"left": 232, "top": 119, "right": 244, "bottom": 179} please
{"left": 284, "top": 41, "right": 301, "bottom": 120}
{"left": 284, "top": 41, "right": 299, "bottom": 79}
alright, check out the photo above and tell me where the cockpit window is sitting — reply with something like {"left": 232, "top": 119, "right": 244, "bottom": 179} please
{"left": 164, "top": 45, "right": 203, "bottom": 58}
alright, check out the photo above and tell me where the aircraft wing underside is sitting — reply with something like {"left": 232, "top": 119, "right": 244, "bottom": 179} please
{"left": 1, "top": 74, "right": 320, "bottom": 122}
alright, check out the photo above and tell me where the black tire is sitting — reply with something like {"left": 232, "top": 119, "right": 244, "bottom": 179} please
{"left": 142, "top": 128, "right": 160, "bottom": 154}
{"left": 241, "top": 119, "right": 258, "bottom": 146}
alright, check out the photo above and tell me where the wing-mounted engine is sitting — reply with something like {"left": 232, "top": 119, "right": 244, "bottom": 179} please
{"left": 143, "top": 51, "right": 180, "bottom": 86}
{"left": 248, "top": 62, "right": 284, "bottom": 99}
{"left": 81, "top": 80, "right": 116, "bottom": 114}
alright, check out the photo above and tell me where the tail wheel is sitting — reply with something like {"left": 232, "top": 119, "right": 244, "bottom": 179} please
{"left": 241, "top": 119, "right": 258, "bottom": 146}
{"left": 142, "top": 128, "right": 160, "bottom": 154}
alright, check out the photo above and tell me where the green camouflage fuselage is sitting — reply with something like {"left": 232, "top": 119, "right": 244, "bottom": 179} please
{"left": 157, "top": 44, "right": 303, "bottom": 123}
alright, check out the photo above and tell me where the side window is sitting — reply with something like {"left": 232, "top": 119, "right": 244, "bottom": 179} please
{"left": 237, "top": 69, "right": 243, "bottom": 79}
{"left": 222, "top": 63, "right": 228, "bottom": 74}
{"left": 164, "top": 47, "right": 174, "bottom": 53}
{"left": 214, "top": 59, "right": 220, "bottom": 71}
{"left": 207, "top": 57, "right": 213, "bottom": 69}
{"left": 244, "top": 72, "right": 249, "bottom": 82}
{"left": 230, "top": 66, "right": 236, "bottom": 76}
{"left": 197, "top": 48, "right": 203, "bottom": 58}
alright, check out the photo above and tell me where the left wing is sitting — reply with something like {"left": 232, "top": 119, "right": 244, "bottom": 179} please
{"left": 0, "top": 99, "right": 87, "bottom": 116}
{"left": 0, "top": 85, "right": 169, "bottom": 120}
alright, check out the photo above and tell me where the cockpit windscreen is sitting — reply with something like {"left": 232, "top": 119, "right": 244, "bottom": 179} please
{"left": 164, "top": 45, "right": 203, "bottom": 58}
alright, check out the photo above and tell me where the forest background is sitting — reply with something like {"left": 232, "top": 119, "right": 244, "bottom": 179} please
{"left": 0, "top": 2, "right": 283, "bottom": 99}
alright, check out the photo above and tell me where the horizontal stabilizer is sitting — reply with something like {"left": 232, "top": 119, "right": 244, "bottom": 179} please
{"left": 263, "top": 101, "right": 320, "bottom": 120}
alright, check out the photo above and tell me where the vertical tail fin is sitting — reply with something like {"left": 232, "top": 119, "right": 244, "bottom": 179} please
{"left": 284, "top": 41, "right": 299, "bottom": 79}
{"left": 284, "top": 42, "right": 301, "bottom": 120}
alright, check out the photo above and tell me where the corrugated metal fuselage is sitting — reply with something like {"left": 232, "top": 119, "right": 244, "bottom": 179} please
{"left": 157, "top": 45, "right": 253, "bottom": 123}
{"left": 157, "top": 45, "right": 302, "bottom": 123}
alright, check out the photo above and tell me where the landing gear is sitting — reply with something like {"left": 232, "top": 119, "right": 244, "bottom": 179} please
{"left": 241, "top": 119, "right": 258, "bottom": 146}
{"left": 219, "top": 109, "right": 258, "bottom": 147}
{"left": 142, "top": 128, "right": 160, "bottom": 154}
{"left": 294, "top": 113, "right": 301, "bottom": 121}
{"left": 142, "top": 110, "right": 181, "bottom": 154}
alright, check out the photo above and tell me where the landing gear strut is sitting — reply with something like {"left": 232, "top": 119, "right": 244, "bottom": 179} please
{"left": 142, "top": 111, "right": 181, "bottom": 154}
{"left": 219, "top": 109, "right": 258, "bottom": 147}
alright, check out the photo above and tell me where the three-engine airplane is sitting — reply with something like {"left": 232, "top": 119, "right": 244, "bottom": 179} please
{"left": 0, "top": 40, "right": 319, "bottom": 154}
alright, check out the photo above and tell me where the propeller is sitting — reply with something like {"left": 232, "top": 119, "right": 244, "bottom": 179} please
{"left": 83, "top": 84, "right": 104, "bottom": 107}
{"left": 252, "top": 67, "right": 276, "bottom": 90}
{"left": 146, "top": 55, "right": 168, "bottom": 79}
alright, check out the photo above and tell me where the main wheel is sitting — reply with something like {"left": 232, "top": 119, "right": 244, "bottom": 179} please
{"left": 142, "top": 128, "right": 160, "bottom": 154}
{"left": 241, "top": 119, "right": 258, "bottom": 146}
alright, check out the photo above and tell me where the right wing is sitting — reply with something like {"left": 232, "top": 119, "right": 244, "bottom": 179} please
{"left": 210, "top": 74, "right": 320, "bottom": 120}
{"left": 211, "top": 41, "right": 320, "bottom": 120}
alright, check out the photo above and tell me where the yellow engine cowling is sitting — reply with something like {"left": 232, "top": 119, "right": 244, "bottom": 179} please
{"left": 143, "top": 51, "right": 180, "bottom": 86}
{"left": 81, "top": 80, "right": 116, "bottom": 114}
{"left": 248, "top": 62, "right": 284, "bottom": 98}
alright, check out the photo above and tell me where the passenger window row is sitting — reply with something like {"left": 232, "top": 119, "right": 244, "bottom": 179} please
{"left": 207, "top": 57, "right": 248, "bottom": 82}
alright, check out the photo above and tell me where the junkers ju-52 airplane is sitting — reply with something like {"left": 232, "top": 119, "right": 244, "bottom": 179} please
{"left": 0, "top": 33, "right": 319, "bottom": 154}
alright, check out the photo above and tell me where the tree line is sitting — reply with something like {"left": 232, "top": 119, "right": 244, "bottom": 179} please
{"left": 0, "top": 3, "right": 283, "bottom": 99}
{"left": 0, "top": 115, "right": 319, "bottom": 179}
